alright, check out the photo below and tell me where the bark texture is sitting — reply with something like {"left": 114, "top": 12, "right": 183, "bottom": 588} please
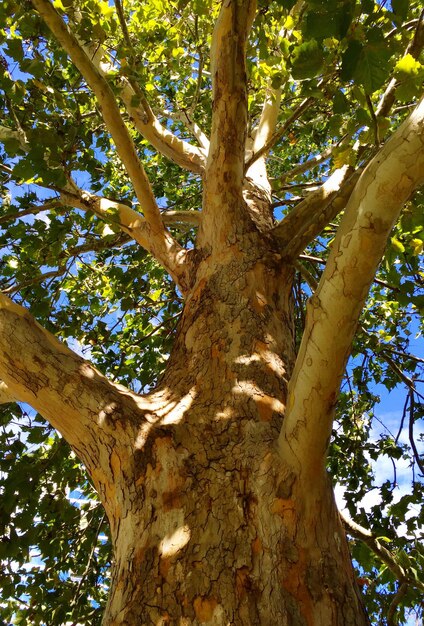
{"left": 100, "top": 222, "right": 369, "bottom": 625}
{"left": 5, "top": 1, "right": 423, "bottom": 624}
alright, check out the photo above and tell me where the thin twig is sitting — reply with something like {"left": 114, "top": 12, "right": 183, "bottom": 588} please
{"left": 294, "top": 260, "right": 318, "bottom": 291}
{"left": 1, "top": 268, "right": 68, "bottom": 295}
{"left": 387, "top": 582, "right": 408, "bottom": 626}
{"left": 366, "top": 94, "right": 380, "bottom": 146}
{"left": 272, "top": 144, "right": 335, "bottom": 188}
{"left": 341, "top": 512, "right": 424, "bottom": 592}
{"left": 0, "top": 200, "right": 63, "bottom": 225}
{"left": 376, "top": 10, "right": 424, "bottom": 118}
{"left": 245, "top": 96, "right": 314, "bottom": 170}
{"left": 408, "top": 390, "right": 424, "bottom": 476}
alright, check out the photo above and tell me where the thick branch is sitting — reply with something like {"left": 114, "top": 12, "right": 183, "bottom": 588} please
{"left": 201, "top": 0, "right": 256, "bottom": 247}
{"left": 31, "top": 0, "right": 158, "bottom": 226}
{"left": 243, "top": 87, "right": 282, "bottom": 207}
{"left": 159, "top": 108, "right": 210, "bottom": 151}
{"left": 251, "top": 88, "right": 282, "bottom": 157}
{"left": 59, "top": 189, "right": 192, "bottom": 291}
{"left": 279, "top": 95, "right": 424, "bottom": 478}
{"left": 76, "top": 10, "right": 207, "bottom": 174}
{"left": 273, "top": 166, "right": 362, "bottom": 258}
{"left": 31, "top": 0, "right": 190, "bottom": 290}
{"left": 94, "top": 63, "right": 207, "bottom": 175}
{"left": 0, "top": 293, "right": 148, "bottom": 481}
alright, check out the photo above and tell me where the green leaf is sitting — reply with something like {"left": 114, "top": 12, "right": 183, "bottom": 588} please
{"left": 391, "top": 237, "right": 405, "bottom": 253}
{"left": 395, "top": 54, "right": 422, "bottom": 76}
{"left": 355, "top": 44, "right": 392, "bottom": 93}
{"left": 291, "top": 40, "right": 324, "bottom": 79}
{"left": 333, "top": 90, "right": 350, "bottom": 114}
{"left": 5, "top": 39, "right": 24, "bottom": 62}
{"left": 341, "top": 40, "right": 363, "bottom": 81}
{"left": 304, "top": 3, "right": 354, "bottom": 40}
{"left": 391, "top": 0, "right": 409, "bottom": 22}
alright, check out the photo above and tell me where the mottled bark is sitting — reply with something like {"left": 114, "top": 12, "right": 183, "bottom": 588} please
{"left": 98, "top": 213, "right": 368, "bottom": 625}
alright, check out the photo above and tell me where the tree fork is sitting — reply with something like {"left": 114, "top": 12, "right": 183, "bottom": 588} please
{"left": 97, "top": 224, "right": 369, "bottom": 625}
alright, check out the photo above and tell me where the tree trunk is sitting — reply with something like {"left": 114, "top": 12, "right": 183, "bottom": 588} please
{"left": 96, "top": 224, "right": 369, "bottom": 625}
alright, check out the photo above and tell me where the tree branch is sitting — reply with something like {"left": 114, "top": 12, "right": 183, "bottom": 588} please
{"left": 387, "top": 583, "right": 408, "bottom": 626}
{"left": 272, "top": 144, "right": 335, "bottom": 188}
{"left": 244, "top": 87, "right": 282, "bottom": 206}
{"left": 340, "top": 512, "right": 424, "bottom": 592}
{"left": 0, "top": 379, "right": 17, "bottom": 404}
{"left": 159, "top": 108, "right": 209, "bottom": 151}
{"left": 279, "top": 95, "right": 424, "bottom": 478}
{"left": 30, "top": 0, "right": 192, "bottom": 292}
{"left": 251, "top": 87, "right": 282, "bottom": 157}
{"left": 76, "top": 6, "right": 207, "bottom": 174}
{"left": 31, "top": 1, "right": 158, "bottom": 225}
{"left": 0, "top": 293, "right": 149, "bottom": 487}
{"left": 376, "top": 9, "right": 424, "bottom": 118}
{"left": 59, "top": 189, "right": 192, "bottom": 291}
{"left": 2, "top": 268, "right": 68, "bottom": 295}
{"left": 273, "top": 166, "right": 362, "bottom": 258}
{"left": 0, "top": 124, "right": 28, "bottom": 149}
{"left": 245, "top": 96, "right": 314, "bottom": 171}
{"left": 0, "top": 199, "right": 63, "bottom": 225}
{"left": 201, "top": 0, "right": 257, "bottom": 246}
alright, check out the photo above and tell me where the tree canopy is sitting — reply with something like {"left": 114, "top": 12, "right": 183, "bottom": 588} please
{"left": 0, "top": 0, "right": 423, "bottom": 624}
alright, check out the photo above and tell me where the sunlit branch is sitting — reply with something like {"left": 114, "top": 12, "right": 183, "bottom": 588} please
{"left": 272, "top": 144, "right": 335, "bottom": 188}
{"left": 30, "top": 0, "right": 193, "bottom": 292}
{"left": 279, "top": 95, "right": 424, "bottom": 478}
{"left": 159, "top": 108, "right": 210, "bottom": 151}
{"left": 273, "top": 166, "right": 361, "bottom": 258}
{"left": 340, "top": 512, "right": 424, "bottom": 592}
{"left": 245, "top": 96, "right": 314, "bottom": 170}
{"left": 302, "top": 256, "right": 399, "bottom": 291}
{"left": 201, "top": 0, "right": 256, "bottom": 243}
{"left": 59, "top": 189, "right": 192, "bottom": 291}
{"left": 376, "top": 9, "right": 424, "bottom": 118}
{"left": 208, "top": 0, "right": 256, "bottom": 181}
{"left": 31, "top": 0, "right": 165, "bottom": 232}
{"left": 0, "top": 293, "right": 146, "bottom": 461}
{"left": 251, "top": 87, "right": 282, "bottom": 157}
{"left": 77, "top": 5, "right": 207, "bottom": 174}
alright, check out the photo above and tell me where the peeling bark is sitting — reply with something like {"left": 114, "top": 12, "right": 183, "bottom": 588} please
{"left": 280, "top": 95, "right": 424, "bottom": 478}
{"left": 200, "top": 0, "right": 257, "bottom": 249}
{"left": 4, "top": 3, "right": 423, "bottom": 624}
{"left": 0, "top": 195, "right": 370, "bottom": 625}
{"left": 100, "top": 220, "right": 369, "bottom": 626}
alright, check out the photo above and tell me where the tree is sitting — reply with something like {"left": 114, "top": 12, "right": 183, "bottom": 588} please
{"left": 0, "top": 0, "right": 423, "bottom": 623}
